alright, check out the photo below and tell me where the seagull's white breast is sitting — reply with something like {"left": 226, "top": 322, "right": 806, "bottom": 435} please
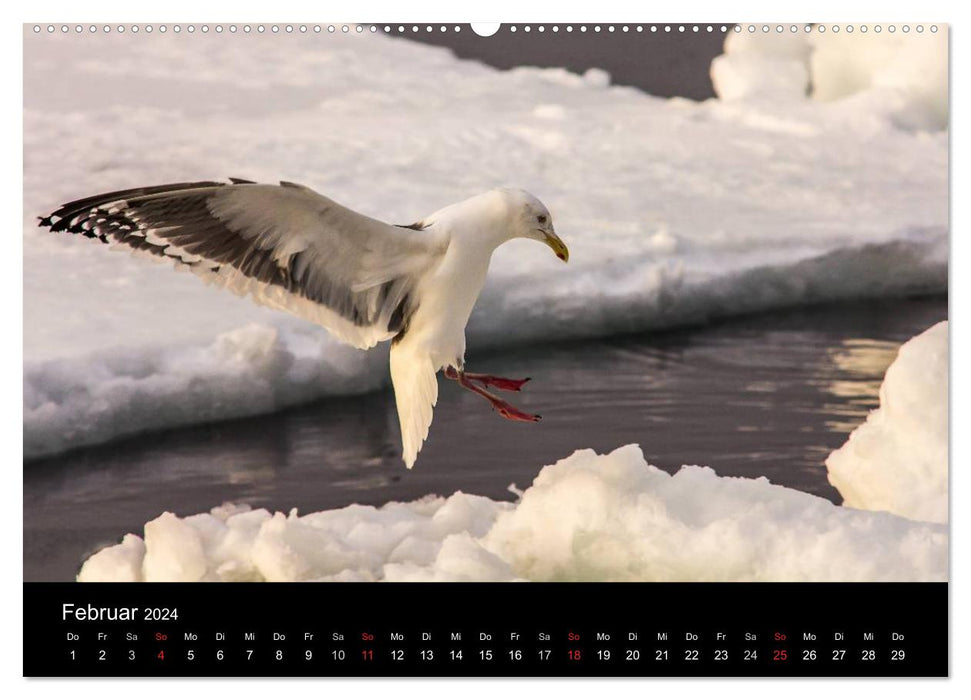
{"left": 404, "top": 236, "right": 493, "bottom": 370}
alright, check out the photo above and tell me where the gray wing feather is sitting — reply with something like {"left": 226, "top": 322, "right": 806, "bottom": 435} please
{"left": 40, "top": 180, "right": 447, "bottom": 349}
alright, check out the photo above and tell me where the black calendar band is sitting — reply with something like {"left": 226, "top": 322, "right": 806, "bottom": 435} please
{"left": 24, "top": 582, "right": 947, "bottom": 677}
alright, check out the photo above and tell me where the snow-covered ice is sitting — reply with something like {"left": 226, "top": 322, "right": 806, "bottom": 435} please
{"left": 23, "top": 30, "right": 948, "bottom": 457}
{"left": 78, "top": 443, "right": 946, "bottom": 583}
{"left": 827, "top": 321, "right": 948, "bottom": 524}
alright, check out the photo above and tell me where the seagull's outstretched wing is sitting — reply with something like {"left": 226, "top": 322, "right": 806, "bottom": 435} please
{"left": 39, "top": 180, "right": 447, "bottom": 349}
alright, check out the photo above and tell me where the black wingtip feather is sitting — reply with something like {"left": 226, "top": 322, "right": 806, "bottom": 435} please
{"left": 50, "top": 217, "right": 74, "bottom": 233}
{"left": 228, "top": 177, "right": 257, "bottom": 185}
{"left": 41, "top": 180, "right": 226, "bottom": 231}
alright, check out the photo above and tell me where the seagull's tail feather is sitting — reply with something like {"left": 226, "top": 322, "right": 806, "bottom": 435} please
{"left": 390, "top": 344, "right": 438, "bottom": 469}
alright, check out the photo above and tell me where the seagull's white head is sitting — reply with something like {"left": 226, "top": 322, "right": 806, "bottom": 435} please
{"left": 430, "top": 188, "right": 569, "bottom": 263}
{"left": 492, "top": 187, "right": 569, "bottom": 263}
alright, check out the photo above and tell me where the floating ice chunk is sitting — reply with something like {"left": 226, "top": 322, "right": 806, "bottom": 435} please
{"left": 384, "top": 533, "right": 517, "bottom": 582}
{"left": 78, "top": 446, "right": 946, "bottom": 583}
{"left": 23, "top": 322, "right": 388, "bottom": 459}
{"left": 482, "top": 445, "right": 946, "bottom": 582}
{"left": 582, "top": 67, "right": 610, "bottom": 88}
{"left": 142, "top": 512, "right": 208, "bottom": 582}
{"left": 810, "top": 32, "right": 948, "bottom": 130}
{"left": 711, "top": 29, "right": 948, "bottom": 130}
{"left": 827, "top": 321, "right": 948, "bottom": 523}
{"left": 711, "top": 31, "right": 812, "bottom": 101}
{"left": 250, "top": 512, "right": 358, "bottom": 582}
{"left": 77, "top": 534, "right": 145, "bottom": 583}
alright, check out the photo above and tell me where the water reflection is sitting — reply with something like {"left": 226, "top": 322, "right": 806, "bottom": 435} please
{"left": 817, "top": 339, "right": 900, "bottom": 433}
{"left": 24, "top": 297, "right": 947, "bottom": 580}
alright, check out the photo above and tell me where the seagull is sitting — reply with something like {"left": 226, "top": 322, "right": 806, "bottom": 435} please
{"left": 39, "top": 180, "right": 569, "bottom": 468}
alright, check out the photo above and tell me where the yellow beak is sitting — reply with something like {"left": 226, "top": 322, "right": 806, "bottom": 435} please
{"left": 543, "top": 230, "right": 570, "bottom": 263}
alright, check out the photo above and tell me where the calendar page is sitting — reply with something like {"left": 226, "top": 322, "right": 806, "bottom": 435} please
{"left": 22, "top": 21, "right": 948, "bottom": 678}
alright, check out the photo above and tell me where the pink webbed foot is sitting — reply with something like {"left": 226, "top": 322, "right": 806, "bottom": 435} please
{"left": 491, "top": 399, "right": 542, "bottom": 422}
{"left": 445, "top": 367, "right": 542, "bottom": 422}
{"left": 464, "top": 373, "right": 531, "bottom": 392}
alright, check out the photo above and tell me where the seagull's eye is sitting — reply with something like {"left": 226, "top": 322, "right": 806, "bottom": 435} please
{"left": 537, "top": 215, "right": 547, "bottom": 224}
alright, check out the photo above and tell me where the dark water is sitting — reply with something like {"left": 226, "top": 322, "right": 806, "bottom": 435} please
{"left": 403, "top": 25, "right": 726, "bottom": 100}
{"left": 24, "top": 297, "right": 947, "bottom": 581}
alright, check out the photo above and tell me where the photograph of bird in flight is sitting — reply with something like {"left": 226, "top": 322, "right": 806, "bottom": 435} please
{"left": 38, "top": 182, "right": 569, "bottom": 468}
{"left": 24, "top": 23, "right": 946, "bottom": 586}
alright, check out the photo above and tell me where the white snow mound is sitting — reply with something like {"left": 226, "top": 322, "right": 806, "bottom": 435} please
{"left": 712, "top": 29, "right": 948, "bottom": 130}
{"left": 827, "top": 321, "right": 948, "bottom": 523}
{"left": 78, "top": 444, "right": 946, "bottom": 583}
